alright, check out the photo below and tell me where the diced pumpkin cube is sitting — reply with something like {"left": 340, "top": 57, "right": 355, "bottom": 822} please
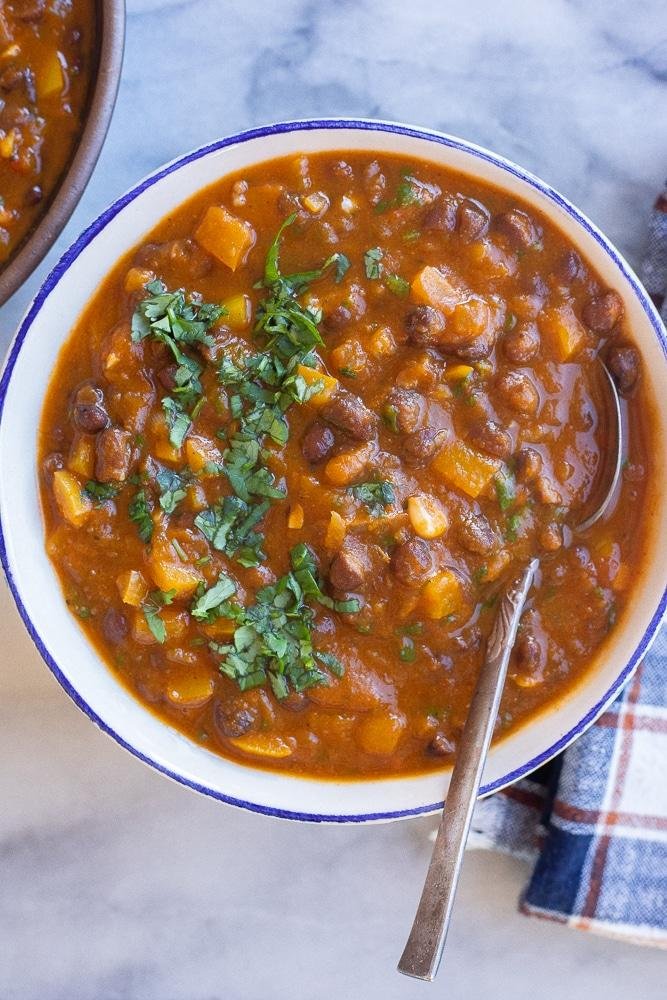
{"left": 37, "top": 50, "right": 65, "bottom": 98}
{"left": 445, "top": 364, "right": 474, "bottom": 383}
{"left": 230, "top": 733, "right": 294, "bottom": 758}
{"left": 194, "top": 205, "right": 256, "bottom": 271}
{"left": 52, "top": 470, "right": 91, "bottom": 526}
{"left": 185, "top": 435, "right": 222, "bottom": 474}
{"left": 432, "top": 440, "right": 501, "bottom": 498}
{"left": 296, "top": 364, "right": 339, "bottom": 405}
{"left": 325, "top": 510, "right": 347, "bottom": 549}
{"left": 538, "top": 304, "right": 586, "bottom": 361}
{"left": 132, "top": 610, "right": 158, "bottom": 645}
{"left": 124, "top": 267, "right": 155, "bottom": 294}
{"left": 410, "top": 266, "right": 462, "bottom": 314}
{"left": 287, "top": 503, "right": 304, "bottom": 529}
{"left": 0, "top": 128, "right": 16, "bottom": 159}
{"left": 324, "top": 444, "right": 373, "bottom": 487}
{"left": 67, "top": 436, "right": 95, "bottom": 479}
{"left": 148, "top": 538, "right": 202, "bottom": 597}
{"left": 407, "top": 494, "right": 448, "bottom": 539}
{"left": 367, "top": 325, "right": 397, "bottom": 359}
{"left": 116, "top": 569, "right": 148, "bottom": 607}
{"left": 222, "top": 293, "right": 252, "bottom": 330}
{"left": 166, "top": 666, "right": 215, "bottom": 708}
{"left": 421, "top": 570, "right": 462, "bottom": 620}
{"left": 201, "top": 617, "right": 237, "bottom": 639}
{"left": 330, "top": 339, "right": 367, "bottom": 375}
{"left": 153, "top": 438, "right": 182, "bottom": 464}
{"left": 186, "top": 483, "right": 208, "bottom": 512}
{"left": 357, "top": 710, "right": 406, "bottom": 755}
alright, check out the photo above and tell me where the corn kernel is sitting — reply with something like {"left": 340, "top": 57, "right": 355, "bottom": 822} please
{"left": 445, "top": 364, "right": 474, "bottom": 383}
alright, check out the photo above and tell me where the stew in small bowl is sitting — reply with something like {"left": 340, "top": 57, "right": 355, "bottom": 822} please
{"left": 1, "top": 120, "right": 665, "bottom": 822}
{"left": 0, "top": 0, "right": 124, "bottom": 305}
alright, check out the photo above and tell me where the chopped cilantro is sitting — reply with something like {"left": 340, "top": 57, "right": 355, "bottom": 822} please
{"left": 141, "top": 589, "right": 176, "bottom": 644}
{"left": 382, "top": 404, "right": 399, "bottom": 433}
{"left": 83, "top": 481, "right": 122, "bottom": 505}
{"left": 156, "top": 467, "right": 188, "bottom": 514}
{"left": 349, "top": 479, "right": 395, "bottom": 517}
{"left": 162, "top": 396, "right": 191, "bottom": 449}
{"left": 385, "top": 272, "right": 410, "bottom": 297}
{"left": 399, "top": 637, "right": 416, "bottom": 662}
{"left": 494, "top": 468, "right": 516, "bottom": 511}
{"left": 128, "top": 489, "right": 153, "bottom": 543}
{"left": 339, "top": 366, "right": 358, "bottom": 378}
{"left": 191, "top": 573, "right": 237, "bottom": 622}
{"left": 364, "top": 247, "right": 383, "bottom": 280}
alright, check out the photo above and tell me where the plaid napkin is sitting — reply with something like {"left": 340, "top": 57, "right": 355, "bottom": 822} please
{"left": 468, "top": 189, "right": 667, "bottom": 948}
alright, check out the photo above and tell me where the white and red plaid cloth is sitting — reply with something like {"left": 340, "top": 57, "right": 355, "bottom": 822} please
{"left": 469, "top": 189, "right": 667, "bottom": 948}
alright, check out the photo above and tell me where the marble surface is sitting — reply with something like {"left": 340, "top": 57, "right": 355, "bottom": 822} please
{"left": 1, "top": 1, "right": 666, "bottom": 997}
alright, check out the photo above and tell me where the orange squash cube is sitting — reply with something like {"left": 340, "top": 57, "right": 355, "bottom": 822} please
{"left": 195, "top": 205, "right": 256, "bottom": 271}
{"left": 538, "top": 304, "right": 586, "bottom": 361}
{"left": 410, "top": 266, "right": 462, "bottom": 314}
{"left": 432, "top": 440, "right": 501, "bottom": 498}
{"left": 52, "top": 470, "right": 91, "bottom": 526}
{"left": 296, "top": 364, "right": 339, "bottom": 405}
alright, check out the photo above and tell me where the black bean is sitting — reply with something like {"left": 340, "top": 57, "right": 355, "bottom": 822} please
{"left": 456, "top": 510, "right": 497, "bottom": 555}
{"left": 213, "top": 699, "right": 258, "bottom": 739}
{"left": 582, "top": 290, "right": 623, "bottom": 333}
{"left": 456, "top": 199, "right": 489, "bottom": 242}
{"left": 497, "top": 371, "right": 539, "bottom": 416}
{"left": 401, "top": 427, "right": 446, "bottom": 465}
{"left": 422, "top": 195, "right": 457, "bottom": 233}
{"left": 503, "top": 323, "right": 540, "bottom": 363}
{"left": 405, "top": 305, "right": 446, "bottom": 347}
{"left": 385, "top": 387, "right": 424, "bottom": 434}
{"left": 494, "top": 208, "right": 541, "bottom": 249}
{"left": 428, "top": 731, "right": 455, "bottom": 756}
{"left": 95, "top": 427, "right": 133, "bottom": 482}
{"left": 72, "top": 383, "right": 108, "bottom": 434}
{"left": 301, "top": 421, "right": 336, "bottom": 463}
{"left": 330, "top": 538, "right": 370, "bottom": 591}
{"left": 102, "top": 610, "right": 128, "bottom": 645}
{"left": 391, "top": 538, "right": 435, "bottom": 587}
{"left": 607, "top": 344, "right": 640, "bottom": 394}
{"left": 324, "top": 285, "right": 366, "bottom": 329}
{"left": 321, "top": 389, "right": 377, "bottom": 442}
{"left": 468, "top": 419, "right": 512, "bottom": 460}
{"left": 554, "top": 249, "right": 584, "bottom": 283}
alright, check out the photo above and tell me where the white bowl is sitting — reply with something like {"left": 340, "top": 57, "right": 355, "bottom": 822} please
{"left": 1, "top": 119, "right": 665, "bottom": 823}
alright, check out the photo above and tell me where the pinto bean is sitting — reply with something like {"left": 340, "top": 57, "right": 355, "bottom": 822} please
{"left": 404, "top": 305, "right": 446, "bottom": 347}
{"left": 321, "top": 389, "right": 377, "bottom": 442}
{"left": 384, "top": 387, "right": 425, "bottom": 434}
{"left": 514, "top": 447, "right": 542, "bottom": 483}
{"left": 497, "top": 371, "right": 540, "bottom": 416}
{"left": 422, "top": 195, "right": 457, "bottom": 233}
{"left": 391, "top": 537, "right": 435, "bottom": 587}
{"left": 72, "top": 383, "right": 109, "bottom": 434}
{"left": 582, "top": 290, "right": 624, "bottom": 333}
{"left": 607, "top": 344, "right": 640, "bottom": 394}
{"left": 213, "top": 698, "right": 258, "bottom": 739}
{"left": 158, "top": 364, "right": 178, "bottom": 391}
{"left": 514, "top": 631, "right": 542, "bottom": 675}
{"left": 456, "top": 509, "right": 497, "bottom": 555}
{"left": 301, "top": 421, "right": 336, "bottom": 463}
{"left": 401, "top": 427, "right": 446, "bottom": 465}
{"left": 456, "top": 199, "right": 490, "bottom": 242}
{"left": 494, "top": 209, "right": 541, "bottom": 249}
{"left": 468, "top": 419, "right": 513, "bottom": 460}
{"left": 95, "top": 427, "right": 133, "bottom": 483}
{"left": 503, "top": 323, "right": 540, "bottom": 363}
{"left": 330, "top": 538, "right": 370, "bottom": 591}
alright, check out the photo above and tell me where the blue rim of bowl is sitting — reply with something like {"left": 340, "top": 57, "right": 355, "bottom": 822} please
{"left": 1, "top": 118, "right": 666, "bottom": 823}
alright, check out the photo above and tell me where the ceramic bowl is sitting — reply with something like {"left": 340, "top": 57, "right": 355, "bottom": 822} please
{"left": 0, "top": 0, "right": 125, "bottom": 306}
{"left": 1, "top": 119, "right": 665, "bottom": 822}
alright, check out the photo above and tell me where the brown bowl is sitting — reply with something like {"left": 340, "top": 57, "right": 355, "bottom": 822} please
{"left": 0, "top": 0, "right": 125, "bottom": 306}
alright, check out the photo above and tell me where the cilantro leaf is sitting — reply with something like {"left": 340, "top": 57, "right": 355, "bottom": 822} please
{"left": 364, "top": 247, "right": 383, "bottom": 280}
{"left": 128, "top": 489, "right": 153, "bottom": 543}
{"left": 191, "top": 574, "right": 237, "bottom": 622}
{"left": 349, "top": 480, "right": 396, "bottom": 517}
{"left": 83, "top": 481, "right": 122, "bottom": 505}
{"left": 162, "top": 396, "right": 191, "bottom": 448}
{"left": 141, "top": 588, "right": 176, "bottom": 644}
{"left": 156, "top": 468, "right": 188, "bottom": 514}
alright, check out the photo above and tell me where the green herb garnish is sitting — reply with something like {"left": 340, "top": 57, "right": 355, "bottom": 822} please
{"left": 364, "top": 247, "right": 383, "bottom": 279}
{"left": 141, "top": 588, "right": 176, "bottom": 644}
{"left": 156, "top": 468, "right": 188, "bottom": 514}
{"left": 128, "top": 489, "right": 153, "bottom": 543}
{"left": 349, "top": 480, "right": 395, "bottom": 517}
{"left": 83, "top": 481, "right": 122, "bottom": 505}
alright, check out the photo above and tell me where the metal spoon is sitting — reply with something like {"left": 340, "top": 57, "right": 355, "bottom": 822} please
{"left": 398, "top": 361, "right": 622, "bottom": 982}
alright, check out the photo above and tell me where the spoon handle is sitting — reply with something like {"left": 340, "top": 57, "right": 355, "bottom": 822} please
{"left": 397, "top": 558, "right": 538, "bottom": 982}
